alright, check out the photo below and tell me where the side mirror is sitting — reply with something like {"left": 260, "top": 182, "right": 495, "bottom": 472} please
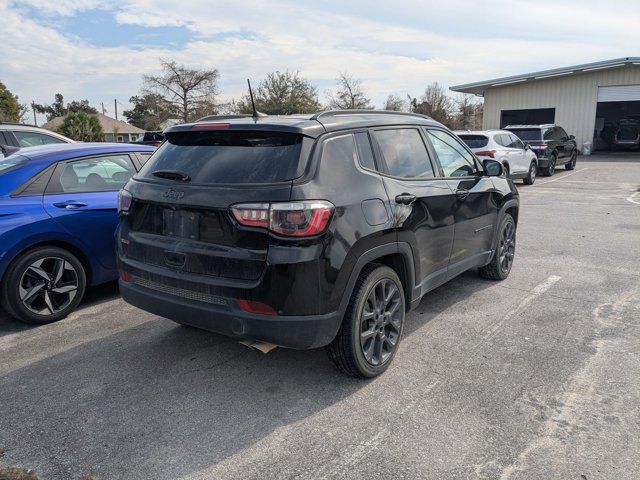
{"left": 523, "top": 142, "right": 530, "bottom": 150}
{"left": 569, "top": 135, "right": 575, "bottom": 140}
{"left": 484, "top": 159, "right": 503, "bottom": 177}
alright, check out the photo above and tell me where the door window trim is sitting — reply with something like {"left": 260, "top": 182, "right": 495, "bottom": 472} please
{"left": 423, "top": 127, "right": 484, "bottom": 179}
{"left": 45, "top": 153, "right": 138, "bottom": 195}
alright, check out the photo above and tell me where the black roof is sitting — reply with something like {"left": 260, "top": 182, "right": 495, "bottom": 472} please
{"left": 165, "top": 110, "right": 439, "bottom": 138}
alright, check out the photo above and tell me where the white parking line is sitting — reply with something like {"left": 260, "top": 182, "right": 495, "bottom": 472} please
{"left": 627, "top": 192, "right": 640, "bottom": 205}
{"left": 536, "top": 168, "right": 591, "bottom": 185}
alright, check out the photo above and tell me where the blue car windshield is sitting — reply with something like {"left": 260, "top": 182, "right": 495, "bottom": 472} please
{"left": 0, "top": 154, "right": 29, "bottom": 174}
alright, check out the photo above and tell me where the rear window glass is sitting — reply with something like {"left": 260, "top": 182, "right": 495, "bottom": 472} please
{"left": 0, "top": 154, "right": 28, "bottom": 174}
{"left": 138, "top": 131, "right": 304, "bottom": 184}
{"left": 458, "top": 135, "right": 488, "bottom": 148}
{"left": 508, "top": 129, "right": 541, "bottom": 141}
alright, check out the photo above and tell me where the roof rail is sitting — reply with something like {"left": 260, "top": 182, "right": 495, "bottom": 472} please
{"left": 196, "top": 114, "right": 253, "bottom": 122}
{"left": 310, "top": 110, "right": 433, "bottom": 121}
{"left": 0, "top": 120, "right": 39, "bottom": 128}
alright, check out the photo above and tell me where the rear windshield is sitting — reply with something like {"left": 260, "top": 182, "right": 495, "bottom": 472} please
{"left": 507, "top": 128, "right": 541, "bottom": 141}
{"left": 138, "top": 131, "right": 304, "bottom": 184}
{"left": 0, "top": 154, "right": 28, "bottom": 175}
{"left": 457, "top": 134, "right": 488, "bottom": 148}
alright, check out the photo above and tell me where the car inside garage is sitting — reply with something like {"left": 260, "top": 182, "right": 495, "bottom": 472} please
{"left": 595, "top": 85, "right": 640, "bottom": 151}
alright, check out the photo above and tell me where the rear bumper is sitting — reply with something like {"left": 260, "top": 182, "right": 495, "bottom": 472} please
{"left": 119, "top": 279, "right": 342, "bottom": 349}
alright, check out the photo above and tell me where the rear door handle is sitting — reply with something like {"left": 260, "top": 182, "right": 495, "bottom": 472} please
{"left": 456, "top": 189, "right": 470, "bottom": 200}
{"left": 395, "top": 193, "right": 417, "bottom": 205}
{"left": 53, "top": 201, "right": 88, "bottom": 209}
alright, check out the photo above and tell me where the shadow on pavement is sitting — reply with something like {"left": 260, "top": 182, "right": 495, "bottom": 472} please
{"left": 0, "top": 282, "right": 120, "bottom": 338}
{"left": 0, "top": 271, "right": 493, "bottom": 479}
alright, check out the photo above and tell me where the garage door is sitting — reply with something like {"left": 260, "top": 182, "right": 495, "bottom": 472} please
{"left": 598, "top": 85, "right": 640, "bottom": 102}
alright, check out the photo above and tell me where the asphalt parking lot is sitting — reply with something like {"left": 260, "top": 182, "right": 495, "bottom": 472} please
{"left": 1, "top": 155, "right": 639, "bottom": 480}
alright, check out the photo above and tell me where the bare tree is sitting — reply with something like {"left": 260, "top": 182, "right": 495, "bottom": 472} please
{"left": 451, "top": 95, "right": 483, "bottom": 130}
{"left": 327, "top": 73, "right": 373, "bottom": 110}
{"left": 383, "top": 94, "right": 406, "bottom": 112}
{"left": 143, "top": 59, "right": 220, "bottom": 123}
{"left": 410, "top": 82, "right": 454, "bottom": 125}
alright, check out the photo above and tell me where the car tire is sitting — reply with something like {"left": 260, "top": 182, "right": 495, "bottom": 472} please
{"left": 565, "top": 150, "right": 577, "bottom": 170}
{"left": 478, "top": 213, "right": 516, "bottom": 281}
{"left": 523, "top": 161, "right": 537, "bottom": 185}
{"left": 503, "top": 163, "right": 510, "bottom": 179}
{"left": 543, "top": 153, "right": 556, "bottom": 176}
{"left": 326, "top": 265, "right": 405, "bottom": 378}
{"left": 1, "top": 247, "right": 86, "bottom": 324}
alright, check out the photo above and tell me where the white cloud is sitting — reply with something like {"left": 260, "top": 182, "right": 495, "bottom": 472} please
{"left": 2, "top": 0, "right": 639, "bottom": 117}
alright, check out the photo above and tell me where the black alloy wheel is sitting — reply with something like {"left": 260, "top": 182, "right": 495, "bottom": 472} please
{"left": 359, "top": 278, "right": 403, "bottom": 367}
{"left": 327, "top": 265, "right": 405, "bottom": 377}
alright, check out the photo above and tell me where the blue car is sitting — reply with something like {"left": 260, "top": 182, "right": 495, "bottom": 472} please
{"left": 0, "top": 143, "right": 155, "bottom": 323}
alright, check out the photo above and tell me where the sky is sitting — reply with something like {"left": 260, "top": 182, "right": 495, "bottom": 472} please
{"left": 2, "top": 0, "right": 639, "bottom": 124}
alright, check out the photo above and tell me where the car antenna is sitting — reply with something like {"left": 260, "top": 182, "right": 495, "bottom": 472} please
{"left": 247, "top": 79, "right": 266, "bottom": 120}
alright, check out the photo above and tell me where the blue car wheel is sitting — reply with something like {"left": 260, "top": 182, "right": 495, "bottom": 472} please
{"left": 1, "top": 246, "right": 87, "bottom": 324}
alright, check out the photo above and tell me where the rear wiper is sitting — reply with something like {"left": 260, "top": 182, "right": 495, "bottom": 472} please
{"left": 152, "top": 170, "right": 191, "bottom": 182}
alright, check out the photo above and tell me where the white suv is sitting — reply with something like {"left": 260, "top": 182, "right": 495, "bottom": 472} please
{"left": 455, "top": 130, "right": 538, "bottom": 185}
{"left": 0, "top": 122, "right": 74, "bottom": 152}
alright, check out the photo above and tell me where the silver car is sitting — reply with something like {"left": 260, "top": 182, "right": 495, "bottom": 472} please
{"left": 455, "top": 129, "right": 538, "bottom": 185}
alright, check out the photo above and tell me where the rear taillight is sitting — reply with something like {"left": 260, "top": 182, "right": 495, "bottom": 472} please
{"left": 231, "top": 201, "right": 334, "bottom": 237}
{"left": 118, "top": 189, "right": 132, "bottom": 214}
{"left": 152, "top": 141, "right": 161, "bottom": 147}
{"left": 475, "top": 150, "right": 496, "bottom": 158}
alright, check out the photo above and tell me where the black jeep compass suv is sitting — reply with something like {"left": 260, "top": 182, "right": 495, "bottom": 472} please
{"left": 117, "top": 111, "right": 519, "bottom": 377}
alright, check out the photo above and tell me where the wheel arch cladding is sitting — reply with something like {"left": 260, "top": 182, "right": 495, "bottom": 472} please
{"left": 338, "top": 243, "right": 416, "bottom": 318}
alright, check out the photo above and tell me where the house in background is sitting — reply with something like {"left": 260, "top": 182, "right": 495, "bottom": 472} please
{"left": 43, "top": 113, "right": 145, "bottom": 142}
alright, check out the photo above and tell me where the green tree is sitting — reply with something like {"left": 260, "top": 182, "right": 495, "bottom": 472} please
{"left": 143, "top": 59, "right": 219, "bottom": 123}
{"left": 0, "top": 82, "right": 21, "bottom": 122}
{"left": 237, "top": 71, "right": 321, "bottom": 115}
{"left": 34, "top": 94, "right": 97, "bottom": 122}
{"left": 327, "top": 73, "right": 373, "bottom": 110}
{"left": 58, "top": 112, "right": 105, "bottom": 141}
{"left": 123, "top": 93, "right": 175, "bottom": 130}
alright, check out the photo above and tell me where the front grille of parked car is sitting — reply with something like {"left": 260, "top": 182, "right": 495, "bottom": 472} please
{"left": 131, "top": 275, "right": 229, "bottom": 307}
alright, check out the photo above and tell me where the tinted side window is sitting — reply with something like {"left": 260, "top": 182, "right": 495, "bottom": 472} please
{"left": 557, "top": 127, "right": 568, "bottom": 140}
{"left": 321, "top": 134, "right": 358, "bottom": 171}
{"left": 426, "top": 130, "right": 478, "bottom": 177}
{"left": 14, "top": 131, "right": 66, "bottom": 147}
{"left": 543, "top": 128, "right": 554, "bottom": 140}
{"left": 509, "top": 134, "right": 524, "bottom": 149}
{"left": 48, "top": 155, "right": 135, "bottom": 194}
{"left": 354, "top": 132, "right": 376, "bottom": 171}
{"left": 494, "top": 134, "right": 509, "bottom": 147}
{"left": 373, "top": 128, "right": 434, "bottom": 178}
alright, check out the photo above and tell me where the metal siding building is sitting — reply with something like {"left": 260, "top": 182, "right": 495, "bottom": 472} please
{"left": 451, "top": 58, "right": 640, "bottom": 151}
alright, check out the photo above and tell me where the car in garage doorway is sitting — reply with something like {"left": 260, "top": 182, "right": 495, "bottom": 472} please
{"left": 455, "top": 130, "right": 538, "bottom": 184}
{"left": 0, "top": 143, "right": 155, "bottom": 324}
{"left": 505, "top": 124, "right": 577, "bottom": 176}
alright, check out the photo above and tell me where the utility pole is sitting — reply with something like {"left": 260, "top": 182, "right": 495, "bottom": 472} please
{"left": 114, "top": 99, "right": 118, "bottom": 120}
{"left": 31, "top": 101, "right": 37, "bottom": 126}
{"left": 101, "top": 102, "right": 106, "bottom": 115}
